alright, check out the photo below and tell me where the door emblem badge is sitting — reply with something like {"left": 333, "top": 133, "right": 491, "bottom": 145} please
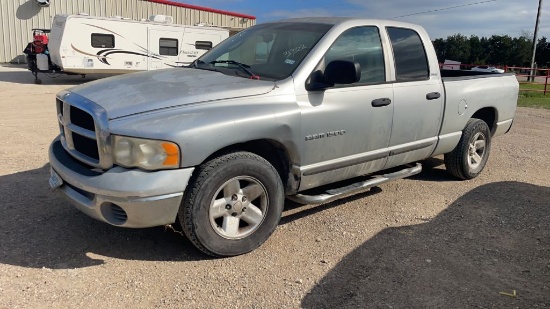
{"left": 305, "top": 130, "right": 346, "bottom": 141}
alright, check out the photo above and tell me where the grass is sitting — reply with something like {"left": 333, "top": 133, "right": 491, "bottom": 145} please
{"left": 518, "top": 92, "right": 550, "bottom": 109}
{"left": 517, "top": 83, "right": 550, "bottom": 109}
{"left": 520, "top": 83, "right": 547, "bottom": 91}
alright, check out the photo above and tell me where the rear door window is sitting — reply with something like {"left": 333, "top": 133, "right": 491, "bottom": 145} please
{"left": 387, "top": 27, "right": 429, "bottom": 82}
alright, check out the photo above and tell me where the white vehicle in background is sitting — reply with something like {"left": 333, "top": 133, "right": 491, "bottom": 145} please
{"left": 471, "top": 65, "right": 505, "bottom": 73}
{"left": 26, "top": 13, "right": 229, "bottom": 82}
{"left": 48, "top": 14, "right": 229, "bottom": 74}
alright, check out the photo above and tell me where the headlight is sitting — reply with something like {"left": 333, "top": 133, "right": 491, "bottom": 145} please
{"left": 112, "top": 136, "right": 180, "bottom": 170}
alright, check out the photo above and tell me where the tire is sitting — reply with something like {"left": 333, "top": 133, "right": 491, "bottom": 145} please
{"left": 179, "top": 151, "right": 284, "bottom": 257}
{"left": 444, "top": 118, "right": 491, "bottom": 180}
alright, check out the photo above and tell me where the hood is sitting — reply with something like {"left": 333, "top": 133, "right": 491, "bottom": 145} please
{"left": 69, "top": 68, "right": 276, "bottom": 119}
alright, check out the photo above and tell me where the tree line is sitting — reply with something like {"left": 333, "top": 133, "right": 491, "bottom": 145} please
{"left": 432, "top": 34, "right": 550, "bottom": 68}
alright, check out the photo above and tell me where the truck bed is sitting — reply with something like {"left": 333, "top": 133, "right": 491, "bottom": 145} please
{"left": 440, "top": 69, "right": 512, "bottom": 79}
{"left": 437, "top": 69, "right": 518, "bottom": 146}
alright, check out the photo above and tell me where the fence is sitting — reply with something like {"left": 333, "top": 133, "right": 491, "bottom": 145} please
{"left": 440, "top": 63, "right": 550, "bottom": 95}
{"left": 506, "top": 66, "right": 550, "bottom": 95}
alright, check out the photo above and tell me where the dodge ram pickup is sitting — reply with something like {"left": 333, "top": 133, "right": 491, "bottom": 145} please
{"left": 49, "top": 17, "right": 519, "bottom": 256}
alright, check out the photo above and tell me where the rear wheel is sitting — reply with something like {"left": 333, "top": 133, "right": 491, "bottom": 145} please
{"left": 179, "top": 152, "right": 284, "bottom": 257}
{"left": 444, "top": 118, "right": 491, "bottom": 180}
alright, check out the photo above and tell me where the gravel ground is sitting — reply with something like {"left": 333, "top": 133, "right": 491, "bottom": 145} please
{"left": 0, "top": 65, "right": 549, "bottom": 308}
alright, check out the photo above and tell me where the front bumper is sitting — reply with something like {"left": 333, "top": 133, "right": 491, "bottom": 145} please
{"left": 49, "top": 138, "right": 194, "bottom": 228}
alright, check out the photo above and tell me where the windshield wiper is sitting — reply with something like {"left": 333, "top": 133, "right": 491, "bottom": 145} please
{"left": 210, "top": 60, "right": 259, "bottom": 79}
{"left": 191, "top": 59, "right": 224, "bottom": 73}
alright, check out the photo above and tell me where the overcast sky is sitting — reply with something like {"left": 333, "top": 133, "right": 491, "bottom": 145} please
{"left": 180, "top": 0, "right": 549, "bottom": 39}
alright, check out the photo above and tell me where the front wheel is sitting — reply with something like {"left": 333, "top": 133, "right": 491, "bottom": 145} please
{"left": 179, "top": 152, "right": 284, "bottom": 257}
{"left": 444, "top": 118, "right": 491, "bottom": 180}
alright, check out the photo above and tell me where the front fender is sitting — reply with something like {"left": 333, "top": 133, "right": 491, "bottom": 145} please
{"left": 108, "top": 86, "right": 302, "bottom": 168}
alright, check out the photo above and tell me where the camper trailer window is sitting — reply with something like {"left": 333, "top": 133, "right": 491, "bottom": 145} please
{"left": 195, "top": 41, "right": 213, "bottom": 50}
{"left": 159, "top": 38, "right": 179, "bottom": 56}
{"left": 91, "top": 33, "right": 115, "bottom": 48}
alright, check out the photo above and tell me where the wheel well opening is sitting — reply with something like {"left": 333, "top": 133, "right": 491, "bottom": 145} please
{"left": 471, "top": 108, "right": 497, "bottom": 135}
{"left": 204, "top": 140, "right": 291, "bottom": 186}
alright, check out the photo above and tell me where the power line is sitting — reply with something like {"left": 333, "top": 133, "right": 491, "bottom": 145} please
{"left": 390, "top": 0, "right": 498, "bottom": 19}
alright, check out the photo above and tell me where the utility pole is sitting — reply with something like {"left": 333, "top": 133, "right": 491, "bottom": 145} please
{"left": 530, "top": 0, "right": 543, "bottom": 82}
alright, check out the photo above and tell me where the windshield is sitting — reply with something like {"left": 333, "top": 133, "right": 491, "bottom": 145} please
{"left": 194, "top": 22, "right": 333, "bottom": 81}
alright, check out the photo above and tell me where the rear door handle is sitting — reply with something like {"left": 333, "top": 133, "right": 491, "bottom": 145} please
{"left": 426, "top": 92, "right": 441, "bottom": 100}
{"left": 371, "top": 98, "right": 392, "bottom": 107}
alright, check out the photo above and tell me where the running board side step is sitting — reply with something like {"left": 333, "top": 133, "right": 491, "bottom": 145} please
{"left": 286, "top": 163, "right": 422, "bottom": 205}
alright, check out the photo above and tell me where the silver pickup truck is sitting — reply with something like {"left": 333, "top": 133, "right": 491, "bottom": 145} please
{"left": 49, "top": 18, "right": 518, "bottom": 256}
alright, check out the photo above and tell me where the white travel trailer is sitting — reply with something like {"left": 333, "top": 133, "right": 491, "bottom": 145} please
{"left": 47, "top": 14, "right": 230, "bottom": 74}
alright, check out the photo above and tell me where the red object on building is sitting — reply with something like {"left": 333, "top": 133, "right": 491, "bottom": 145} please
{"left": 145, "top": 0, "right": 256, "bottom": 20}
{"left": 32, "top": 32, "right": 49, "bottom": 53}
{"left": 33, "top": 33, "right": 48, "bottom": 45}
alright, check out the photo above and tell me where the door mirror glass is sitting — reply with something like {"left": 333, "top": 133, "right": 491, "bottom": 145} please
{"left": 306, "top": 60, "right": 360, "bottom": 91}
{"left": 325, "top": 60, "right": 361, "bottom": 84}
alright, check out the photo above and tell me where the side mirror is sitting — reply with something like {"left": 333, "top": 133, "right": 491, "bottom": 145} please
{"left": 306, "top": 60, "right": 361, "bottom": 91}
{"left": 325, "top": 60, "right": 361, "bottom": 84}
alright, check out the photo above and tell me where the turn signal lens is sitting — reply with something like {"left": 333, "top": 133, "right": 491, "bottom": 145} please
{"left": 162, "top": 142, "right": 180, "bottom": 166}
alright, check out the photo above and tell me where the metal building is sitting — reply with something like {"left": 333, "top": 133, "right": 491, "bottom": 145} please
{"left": 0, "top": 0, "right": 256, "bottom": 63}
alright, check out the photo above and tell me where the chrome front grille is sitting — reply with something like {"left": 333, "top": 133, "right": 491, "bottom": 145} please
{"left": 56, "top": 90, "right": 113, "bottom": 169}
